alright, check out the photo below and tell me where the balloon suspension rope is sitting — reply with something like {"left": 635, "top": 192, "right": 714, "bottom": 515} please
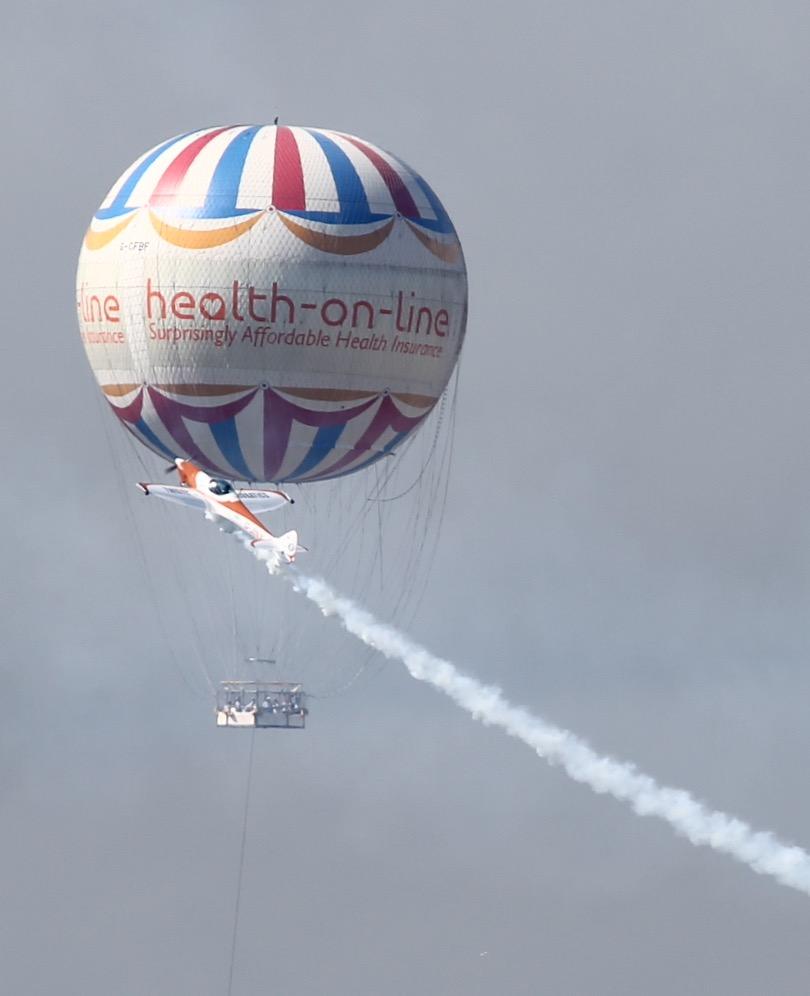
{"left": 227, "top": 730, "right": 256, "bottom": 996}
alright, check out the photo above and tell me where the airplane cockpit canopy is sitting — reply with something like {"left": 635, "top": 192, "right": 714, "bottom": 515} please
{"left": 209, "top": 479, "right": 234, "bottom": 495}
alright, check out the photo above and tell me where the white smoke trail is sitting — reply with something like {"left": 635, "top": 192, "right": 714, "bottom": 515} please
{"left": 265, "top": 566, "right": 810, "bottom": 897}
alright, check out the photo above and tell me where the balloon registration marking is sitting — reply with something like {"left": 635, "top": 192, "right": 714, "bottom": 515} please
{"left": 83, "top": 212, "right": 138, "bottom": 251}
{"left": 148, "top": 209, "right": 265, "bottom": 249}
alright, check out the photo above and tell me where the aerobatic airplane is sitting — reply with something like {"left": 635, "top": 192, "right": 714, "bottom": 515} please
{"left": 137, "top": 459, "right": 306, "bottom": 564}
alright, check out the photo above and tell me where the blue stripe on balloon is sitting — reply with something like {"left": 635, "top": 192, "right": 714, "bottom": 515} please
{"left": 94, "top": 130, "right": 198, "bottom": 221}
{"left": 279, "top": 209, "right": 391, "bottom": 225}
{"left": 304, "top": 129, "right": 375, "bottom": 224}
{"left": 179, "top": 126, "right": 261, "bottom": 219}
{"left": 284, "top": 208, "right": 392, "bottom": 227}
{"left": 288, "top": 423, "right": 347, "bottom": 479}
{"left": 132, "top": 417, "right": 177, "bottom": 460}
{"left": 408, "top": 173, "right": 456, "bottom": 234}
{"left": 210, "top": 418, "right": 253, "bottom": 480}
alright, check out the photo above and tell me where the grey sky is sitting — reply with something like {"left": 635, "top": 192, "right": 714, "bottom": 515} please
{"left": 4, "top": 1, "right": 810, "bottom": 993}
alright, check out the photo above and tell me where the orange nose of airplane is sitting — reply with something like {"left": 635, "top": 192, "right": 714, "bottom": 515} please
{"left": 175, "top": 458, "right": 195, "bottom": 485}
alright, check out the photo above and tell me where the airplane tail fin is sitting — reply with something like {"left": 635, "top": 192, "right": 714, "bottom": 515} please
{"left": 251, "top": 530, "right": 307, "bottom": 564}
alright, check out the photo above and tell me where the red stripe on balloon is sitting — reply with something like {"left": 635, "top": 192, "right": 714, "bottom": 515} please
{"left": 149, "top": 127, "right": 232, "bottom": 203}
{"left": 262, "top": 389, "right": 294, "bottom": 480}
{"left": 339, "top": 135, "right": 419, "bottom": 218}
{"left": 272, "top": 127, "right": 306, "bottom": 211}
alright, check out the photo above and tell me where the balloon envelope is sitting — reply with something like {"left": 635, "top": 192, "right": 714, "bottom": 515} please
{"left": 76, "top": 125, "right": 467, "bottom": 482}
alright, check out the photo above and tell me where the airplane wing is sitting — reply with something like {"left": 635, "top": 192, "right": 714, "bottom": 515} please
{"left": 137, "top": 483, "right": 207, "bottom": 510}
{"left": 237, "top": 488, "right": 294, "bottom": 513}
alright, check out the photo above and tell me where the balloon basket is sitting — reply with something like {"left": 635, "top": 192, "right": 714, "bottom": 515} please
{"left": 216, "top": 681, "right": 308, "bottom": 729}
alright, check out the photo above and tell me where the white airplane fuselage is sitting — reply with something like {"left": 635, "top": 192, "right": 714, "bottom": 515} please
{"left": 176, "top": 460, "right": 272, "bottom": 542}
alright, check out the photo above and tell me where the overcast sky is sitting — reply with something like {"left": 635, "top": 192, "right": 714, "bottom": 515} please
{"left": 5, "top": 1, "right": 810, "bottom": 993}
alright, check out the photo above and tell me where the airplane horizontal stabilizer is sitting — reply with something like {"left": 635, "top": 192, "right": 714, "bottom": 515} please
{"left": 251, "top": 530, "right": 306, "bottom": 563}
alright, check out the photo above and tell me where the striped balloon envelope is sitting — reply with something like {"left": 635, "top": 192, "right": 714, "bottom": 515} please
{"left": 77, "top": 125, "right": 467, "bottom": 483}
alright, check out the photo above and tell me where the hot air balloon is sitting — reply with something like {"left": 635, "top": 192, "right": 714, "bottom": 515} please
{"left": 76, "top": 123, "right": 467, "bottom": 716}
{"left": 76, "top": 124, "right": 467, "bottom": 484}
